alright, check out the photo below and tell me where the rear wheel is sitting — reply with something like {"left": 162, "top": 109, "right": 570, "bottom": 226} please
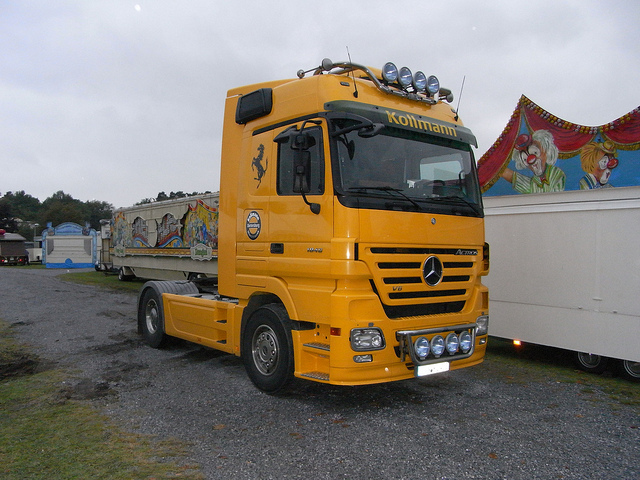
{"left": 575, "top": 352, "right": 608, "bottom": 373}
{"left": 139, "top": 288, "right": 168, "bottom": 348}
{"left": 618, "top": 360, "right": 640, "bottom": 382}
{"left": 241, "top": 304, "right": 294, "bottom": 393}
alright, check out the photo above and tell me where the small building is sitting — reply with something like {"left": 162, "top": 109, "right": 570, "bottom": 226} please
{"left": 0, "top": 230, "right": 28, "bottom": 265}
{"left": 42, "top": 222, "right": 98, "bottom": 269}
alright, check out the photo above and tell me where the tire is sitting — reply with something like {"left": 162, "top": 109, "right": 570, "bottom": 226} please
{"left": 575, "top": 351, "right": 608, "bottom": 374}
{"left": 139, "top": 288, "right": 168, "bottom": 348}
{"left": 118, "top": 267, "right": 133, "bottom": 281}
{"left": 618, "top": 360, "right": 640, "bottom": 382}
{"left": 241, "top": 304, "right": 294, "bottom": 393}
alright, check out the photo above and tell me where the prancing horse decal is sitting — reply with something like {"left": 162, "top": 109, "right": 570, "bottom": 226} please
{"left": 252, "top": 144, "right": 268, "bottom": 187}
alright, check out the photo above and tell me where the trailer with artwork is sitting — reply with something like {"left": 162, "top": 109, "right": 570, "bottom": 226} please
{"left": 107, "top": 193, "right": 219, "bottom": 281}
{"left": 479, "top": 96, "right": 640, "bottom": 380}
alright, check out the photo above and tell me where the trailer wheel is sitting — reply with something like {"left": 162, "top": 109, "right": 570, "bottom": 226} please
{"left": 241, "top": 304, "right": 294, "bottom": 393}
{"left": 118, "top": 267, "right": 134, "bottom": 281}
{"left": 618, "top": 360, "right": 640, "bottom": 382}
{"left": 575, "top": 352, "right": 608, "bottom": 374}
{"left": 139, "top": 288, "right": 168, "bottom": 348}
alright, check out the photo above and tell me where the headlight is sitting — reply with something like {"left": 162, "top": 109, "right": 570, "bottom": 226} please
{"left": 350, "top": 328, "right": 385, "bottom": 351}
{"left": 459, "top": 331, "right": 472, "bottom": 353}
{"left": 382, "top": 62, "right": 398, "bottom": 83}
{"left": 445, "top": 333, "right": 459, "bottom": 355}
{"left": 414, "top": 336, "right": 430, "bottom": 360}
{"left": 476, "top": 315, "right": 489, "bottom": 336}
{"left": 398, "top": 67, "right": 413, "bottom": 88}
{"left": 431, "top": 335, "right": 445, "bottom": 357}
{"left": 426, "top": 75, "right": 440, "bottom": 95}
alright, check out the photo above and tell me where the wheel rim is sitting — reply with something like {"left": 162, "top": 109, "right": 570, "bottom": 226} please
{"left": 145, "top": 299, "right": 159, "bottom": 335}
{"left": 251, "top": 325, "right": 280, "bottom": 376}
{"left": 623, "top": 360, "right": 640, "bottom": 378}
{"left": 578, "top": 352, "right": 602, "bottom": 368}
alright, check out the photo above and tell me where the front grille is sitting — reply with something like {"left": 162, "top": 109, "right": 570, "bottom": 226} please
{"left": 362, "top": 245, "right": 479, "bottom": 319}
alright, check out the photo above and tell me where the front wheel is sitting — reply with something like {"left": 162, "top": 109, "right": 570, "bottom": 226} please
{"left": 139, "top": 288, "right": 168, "bottom": 348}
{"left": 241, "top": 304, "right": 294, "bottom": 393}
{"left": 575, "top": 352, "right": 608, "bottom": 374}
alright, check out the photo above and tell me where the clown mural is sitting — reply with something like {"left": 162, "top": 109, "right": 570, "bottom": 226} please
{"left": 501, "top": 130, "right": 566, "bottom": 193}
{"left": 579, "top": 140, "right": 619, "bottom": 190}
{"left": 478, "top": 96, "right": 640, "bottom": 196}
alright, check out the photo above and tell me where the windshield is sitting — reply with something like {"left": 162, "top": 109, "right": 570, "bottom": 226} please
{"left": 330, "top": 118, "right": 483, "bottom": 217}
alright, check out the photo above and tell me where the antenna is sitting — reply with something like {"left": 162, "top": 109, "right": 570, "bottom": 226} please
{"left": 346, "top": 46, "right": 359, "bottom": 98}
{"left": 454, "top": 75, "right": 466, "bottom": 121}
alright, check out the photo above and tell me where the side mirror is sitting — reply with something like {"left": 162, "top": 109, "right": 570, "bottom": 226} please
{"left": 358, "top": 123, "right": 385, "bottom": 138}
{"left": 274, "top": 126, "right": 321, "bottom": 215}
{"left": 293, "top": 149, "right": 311, "bottom": 194}
{"left": 292, "top": 133, "right": 320, "bottom": 214}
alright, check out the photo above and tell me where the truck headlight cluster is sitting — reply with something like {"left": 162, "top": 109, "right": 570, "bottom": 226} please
{"left": 350, "top": 327, "right": 385, "bottom": 351}
{"left": 476, "top": 315, "right": 489, "bottom": 336}
{"left": 382, "top": 62, "right": 439, "bottom": 96}
{"left": 413, "top": 331, "right": 473, "bottom": 361}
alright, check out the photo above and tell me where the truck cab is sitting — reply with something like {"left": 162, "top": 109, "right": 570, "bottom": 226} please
{"left": 138, "top": 58, "right": 489, "bottom": 392}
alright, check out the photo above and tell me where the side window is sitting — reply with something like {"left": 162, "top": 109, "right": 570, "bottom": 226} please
{"left": 277, "top": 126, "right": 324, "bottom": 195}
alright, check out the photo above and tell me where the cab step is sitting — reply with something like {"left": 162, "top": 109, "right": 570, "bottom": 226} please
{"left": 300, "top": 371, "right": 330, "bottom": 381}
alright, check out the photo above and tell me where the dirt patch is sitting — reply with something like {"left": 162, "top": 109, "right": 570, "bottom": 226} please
{"left": 59, "top": 378, "right": 117, "bottom": 401}
{"left": 0, "top": 321, "right": 43, "bottom": 381}
{"left": 0, "top": 353, "right": 40, "bottom": 380}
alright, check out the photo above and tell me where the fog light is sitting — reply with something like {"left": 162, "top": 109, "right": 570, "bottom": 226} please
{"left": 351, "top": 328, "right": 385, "bottom": 351}
{"left": 476, "top": 315, "right": 489, "bottom": 336}
{"left": 431, "top": 335, "right": 445, "bottom": 357}
{"left": 445, "top": 333, "right": 459, "bottom": 355}
{"left": 353, "top": 354, "right": 373, "bottom": 363}
{"left": 414, "top": 336, "right": 430, "bottom": 360}
{"left": 459, "top": 331, "right": 472, "bottom": 353}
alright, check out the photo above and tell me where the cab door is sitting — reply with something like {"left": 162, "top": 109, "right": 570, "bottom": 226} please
{"left": 268, "top": 120, "right": 335, "bottom": 323}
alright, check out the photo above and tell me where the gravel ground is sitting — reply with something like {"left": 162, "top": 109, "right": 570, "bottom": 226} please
{"left": 2, "top": 267, "right": 638, "bottom": 479}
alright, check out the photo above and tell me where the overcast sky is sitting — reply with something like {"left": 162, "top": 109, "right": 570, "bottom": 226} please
{"left": 2, "top": 0, "right": 639, "bottom": 208}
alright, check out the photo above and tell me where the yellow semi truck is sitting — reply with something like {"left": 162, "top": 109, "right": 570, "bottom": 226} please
{"left": 137, "top": 58, "right": 490, "bottom": 392}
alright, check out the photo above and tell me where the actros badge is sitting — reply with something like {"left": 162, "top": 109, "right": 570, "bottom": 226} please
{"left": 246, "top": 211, "right": 261, "bottom": 240}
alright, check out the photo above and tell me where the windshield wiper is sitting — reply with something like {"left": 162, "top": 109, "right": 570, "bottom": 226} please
{"left": 430, "top": 195, "right": 482, "bottom": 215}
{"left": 348, "top": 186, "right": 423, "bottom": 211}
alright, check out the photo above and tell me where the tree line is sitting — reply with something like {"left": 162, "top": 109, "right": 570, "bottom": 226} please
{"left": 0, "top": 190, "right": 210, "bottom": 240}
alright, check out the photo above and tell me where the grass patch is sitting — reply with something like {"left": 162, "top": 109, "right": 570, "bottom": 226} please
{"left": 0, "top": 321, "right": 203, "bottom": 479}
{"left": 485, "top": 337, "right": 640, "bottom": 409}
{"left": 59, "top": 270, "right": 146, "bottom": 293}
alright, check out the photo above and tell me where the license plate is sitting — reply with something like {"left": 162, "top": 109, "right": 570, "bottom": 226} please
{"left": 416, "top": 361, "right": 450, "bottom": 377}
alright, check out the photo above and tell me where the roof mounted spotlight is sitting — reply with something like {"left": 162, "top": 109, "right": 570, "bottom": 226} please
{"left": 439, "top": 87, "right": 454, "bottom": 103}
{"left": 297, "top": 58, "right": 336, "bottom": 78}
{"left": 426, "top": 75, "right": 440, "bottom": 96}
{"left": 413, "top": 71, "right": 427, "bottom": 92}
{"left": 382, "top": 62, "right": 398, "bottom": 83}
{"left": 398, "top": 67, "right": 413, "bottom": 89}
{"left": 321, "top": 58, "right": 334, "bottom": 72}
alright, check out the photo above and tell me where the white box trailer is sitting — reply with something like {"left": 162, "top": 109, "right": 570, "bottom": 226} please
{"left": 484, "top": 186, "right": 640, "bottom": 379}
{"left": 109, "top": 193, "right": 219, "bottom": 281}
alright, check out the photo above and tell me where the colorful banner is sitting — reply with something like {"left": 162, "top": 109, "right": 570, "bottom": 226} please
{"left": 478, "top": 95, "right": 640, "bottom": 195}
